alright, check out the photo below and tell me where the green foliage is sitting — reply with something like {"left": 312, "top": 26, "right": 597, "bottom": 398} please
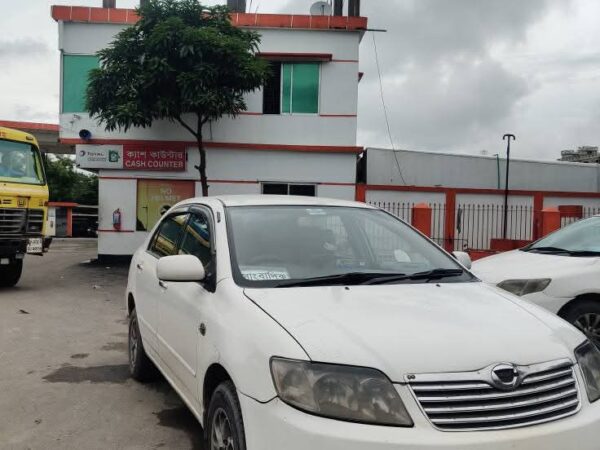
{"left": 45, "top": 156, "right": 98, "bottom": 205}
{"left": 87, "top": 0, "right": 269, "bottom": 132}
{"left": 87, "top": 0, "right": 270, "bottom": 195}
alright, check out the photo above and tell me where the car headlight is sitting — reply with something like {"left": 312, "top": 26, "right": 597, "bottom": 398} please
{"left": 497, "top": 279, "right": 551, "bottom": 296}
{"left": 575, "top": 341, "right": 600, "bottom": 403}
{"left": 270, "top": 357, "right": 413, "bottom": 427}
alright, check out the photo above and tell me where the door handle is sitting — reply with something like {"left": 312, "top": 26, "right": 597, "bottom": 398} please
{"left": 136, "top": 263, "right": 144, "bottom": 271}
{"left": 159, "top": 280, "right": 168, "bottom": 289}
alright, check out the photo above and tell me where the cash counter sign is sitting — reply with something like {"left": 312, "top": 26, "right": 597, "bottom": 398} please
{"left": 76, "top": 145, "right": 186, "bottom": 172}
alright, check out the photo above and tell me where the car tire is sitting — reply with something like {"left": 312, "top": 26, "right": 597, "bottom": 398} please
{"left": 0, "top": 260, "right": 23, "bottom": 288}
{"left": 128, "top": 308, "right": 157, "bottom": 382}
{"left": 204, "top": 381, "right": 247, "bottom": 450}
{"left": 561, "top": 299, "right": 600, "bottom": 348}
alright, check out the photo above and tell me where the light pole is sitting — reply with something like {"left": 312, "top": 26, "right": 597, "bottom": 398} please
{"left": 502, "top": 134, "right": 516, "bottom": 240}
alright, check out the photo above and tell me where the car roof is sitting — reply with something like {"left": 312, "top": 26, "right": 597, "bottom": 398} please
{"left": 180, "top": 195, "right": 374, "bottom": 209}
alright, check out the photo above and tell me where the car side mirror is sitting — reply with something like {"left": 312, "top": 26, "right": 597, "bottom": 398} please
{"left": 452, "top": 251, "right": 472, "bottom": 270}
{"left": 157, "top": 255, "right": 206, "bottom": 282}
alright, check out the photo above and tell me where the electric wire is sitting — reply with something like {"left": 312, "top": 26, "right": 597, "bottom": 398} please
{"left": 372, "top": 32, "right": 407, "bottom": 185}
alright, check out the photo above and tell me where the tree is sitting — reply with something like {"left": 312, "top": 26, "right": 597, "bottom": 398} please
{"left": 45, "top": 156, "right": 98, "bottom": 205}
{"left": 87, "top": 0, "right": 269, "bottom": 196}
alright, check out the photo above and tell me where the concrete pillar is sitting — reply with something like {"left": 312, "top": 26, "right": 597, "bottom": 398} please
{"left": 412, "top": 203, "right": 432, "bottom": 237}
{"left": 541, "top": 207, "right": 561, "bottom": 237}
{"left": 66, "top": 207, "right": 73, "bottom": 238}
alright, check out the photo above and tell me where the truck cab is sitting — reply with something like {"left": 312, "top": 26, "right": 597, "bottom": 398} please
{"left": 0, "top": 126, "right": 50, "bottom": 287}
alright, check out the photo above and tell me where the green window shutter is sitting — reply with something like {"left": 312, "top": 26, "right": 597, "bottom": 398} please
{"left": 290, "top": 63, "right": 319, "bottom": 114}
{"left": 281, "top": 63, "right": 293, "bottom": 114}
{"left": 62, "top": 55, "right": 99, "bottom": 113}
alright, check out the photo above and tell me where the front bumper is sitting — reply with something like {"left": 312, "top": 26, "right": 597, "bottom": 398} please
{"left": 240, "top": 386, "right": 600, "bottom": 450}
{"left": 0, "top": 235, "right": 50, "bottom": 258}
{"left": 523, "top": 291, "right": 574, "bottom": 315}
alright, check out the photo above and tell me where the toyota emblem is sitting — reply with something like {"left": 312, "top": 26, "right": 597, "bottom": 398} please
{"left": 491, "top": 364, "right": 520, "bottom": 390}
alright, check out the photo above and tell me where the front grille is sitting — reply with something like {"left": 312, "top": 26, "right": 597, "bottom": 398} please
{"left": 408, "top": 359, "right": 580, "bottom": 431}
{"left": 27, "top": 209, "right": 44, "bottom": 233}
{"left": 0, "top": 208, "right": 26, "bottom": 234}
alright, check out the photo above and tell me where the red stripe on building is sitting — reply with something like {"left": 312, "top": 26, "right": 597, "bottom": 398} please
{"left": 61, "top": 138, "right": 363, "bottom": 154}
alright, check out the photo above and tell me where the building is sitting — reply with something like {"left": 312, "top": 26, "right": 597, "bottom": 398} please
{"left": 359, "top": 148, "right": 600, "bottom": 252}
{"left": 559, "top": 146, "right": 600, "bottom": 164}
{"left": 51, "top": 2, "right": 367, "bottom": 259}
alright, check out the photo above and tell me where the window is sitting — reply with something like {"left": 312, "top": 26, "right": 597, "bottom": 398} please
{"left": 263, "top": 62, "right": 282, "bottom": 115}
{"left": 262, "top": 62, "right": 320, "bottom": 115}
{"left": 149, "top": 213, "right": 189, "bottom": 258}
{"left": 180, "top": 212, "right": 213, "bottom": 267}
{"left": 62, "top": 55, "right": 99, "bottom": 113}
{"left": 226, "top": 206, "right": 471, "bottom": 288}
{"left": 262, "top": 183, "right": 316, "bottom": 197}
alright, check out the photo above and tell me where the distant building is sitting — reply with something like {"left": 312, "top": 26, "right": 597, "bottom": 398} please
{"left": 559, "top": 146, "right": 600, "bottom": 163}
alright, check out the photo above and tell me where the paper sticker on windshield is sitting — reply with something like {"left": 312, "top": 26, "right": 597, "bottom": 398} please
{"left": 242, "top": 268, "right": 291, "bottom": 281}
{"left": 305, "top": 209, "right": 326, "bottom": 216}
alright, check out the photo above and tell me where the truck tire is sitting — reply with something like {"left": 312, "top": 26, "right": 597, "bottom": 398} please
{"left": 0, "top": 260, "right": 23, "bottom": 288}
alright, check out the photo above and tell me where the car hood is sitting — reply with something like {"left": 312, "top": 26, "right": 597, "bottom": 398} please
{"left": 471, "top": 250, "right": 599, "bottom": 285}
{"left": 244, "top": 282, "right": 584, "bottom": 382}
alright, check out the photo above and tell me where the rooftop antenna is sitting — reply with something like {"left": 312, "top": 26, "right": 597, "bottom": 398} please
{"left": 310, "top": 1, "right": 332, "bottom": 16}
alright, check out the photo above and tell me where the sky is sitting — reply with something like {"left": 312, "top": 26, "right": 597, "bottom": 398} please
{"left": 0, "top": 0, "right": 599, "bottom": 160}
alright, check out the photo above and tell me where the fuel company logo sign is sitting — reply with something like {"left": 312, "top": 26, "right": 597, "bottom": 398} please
{"left": 76, "top": 145, "right": 124, "bottom": 169}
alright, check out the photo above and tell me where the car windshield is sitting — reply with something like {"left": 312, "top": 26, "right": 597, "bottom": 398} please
{"left": 226, "top": 205, "right": 474, "bottom": 288}
{"left": 525, "top": 216, "right": 600, "bottom": 254}
{"left": 0, "top": 139, "right": 45, "bottom": 185}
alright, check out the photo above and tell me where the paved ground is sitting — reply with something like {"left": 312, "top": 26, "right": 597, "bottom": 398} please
{"left": 0, "top": 239, "right": 204, "bottom": 450}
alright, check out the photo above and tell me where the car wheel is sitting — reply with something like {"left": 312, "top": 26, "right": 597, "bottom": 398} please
{"left": 204, "top": 381, "right": 246, "bottom": 450}
{"left": 0, "top": 260, "right": 23, "bottom": 288}
{"left": 562, "top": 300, "right": 600, "bottom": 348}
{"left": 128, "top": 308, "right": 157, "bottom": 382}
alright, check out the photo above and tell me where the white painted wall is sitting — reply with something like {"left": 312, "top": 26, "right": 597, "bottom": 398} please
{"left": 58, "top": 22, "right": 361, "bottom": 145}
{"left": 367, "top": 148, "right": 600, "bottom": 193}
{"left": 97, "top": 147, "right": 357, "bottom": 255}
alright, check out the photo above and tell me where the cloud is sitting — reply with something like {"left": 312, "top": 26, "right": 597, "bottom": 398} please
{"left": 0, "top": 38, "right": 50, "bottom": 60}
{"left": 356, "top": 0, "right": 575, "bottom": 155}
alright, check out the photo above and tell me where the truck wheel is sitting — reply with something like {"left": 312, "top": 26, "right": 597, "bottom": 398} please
{"left": 204, "top": 381, "right": 247, "bottom": 450}
{"left": 0, "top": 260, "right": 23, "bottom": 288}
{"left": 129, "top": 308, "right": 157, "bottom": 382}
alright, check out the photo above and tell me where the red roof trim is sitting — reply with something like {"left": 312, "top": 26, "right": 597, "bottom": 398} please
{"left": 0, "top": 120, "right": 60, "bottom": 132}
{"left": 60, "top": 138, "right": 363, "bottom": 154}
{"left": 51, "top": 6, "right": 368, "bottom": 30}
{"left": 48, "top": 201, "right": 79, "bottom": 207}
{"left": 258, "top": 52, "right": 333, "bottom": 62}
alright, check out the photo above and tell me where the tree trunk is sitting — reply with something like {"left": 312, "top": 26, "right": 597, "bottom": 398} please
{"left": 196, "top": 130, "right": 209, "bottom": 197}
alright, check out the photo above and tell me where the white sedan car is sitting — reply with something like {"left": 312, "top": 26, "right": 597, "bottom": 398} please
{"left": 472, "top": 216, "right": 600, "bottom": 347}
{"left": 126, "top": 196, "right": 600, "bottom": 450}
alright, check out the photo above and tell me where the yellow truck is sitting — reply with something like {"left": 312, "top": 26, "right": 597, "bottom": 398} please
{"left": 0, "top": 126, "right": 51, "bottom": 287}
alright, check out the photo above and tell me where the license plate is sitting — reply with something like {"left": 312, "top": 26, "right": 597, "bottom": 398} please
{"left": 27, "top": 238, "right": 43, "bottom": 254}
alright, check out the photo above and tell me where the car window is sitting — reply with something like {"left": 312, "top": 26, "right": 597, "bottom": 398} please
{"left": 179, "top": 211, "right": 212, "bottom": 267}
{"left": 227, "top": 206, "right": 468, "bottom": 287}
{"left": 149, "top": 213, "right": 189, "bottom": 258}
{"left": 529, "top": 217, "right": 600, "bottom": 253}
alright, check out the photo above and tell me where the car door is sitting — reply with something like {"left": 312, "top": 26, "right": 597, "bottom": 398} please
{"left": 135, "top": 211, "right": 189, "bottom": 355}
{"left": 157, "top": 206, "right": 216, "bottom": 401}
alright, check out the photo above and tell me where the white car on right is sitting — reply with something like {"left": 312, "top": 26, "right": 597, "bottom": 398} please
{"left": 473, "top": 216, "right": 600, "bottom": 347}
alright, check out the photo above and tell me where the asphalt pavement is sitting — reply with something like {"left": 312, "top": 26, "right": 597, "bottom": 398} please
{"left": 0, "top": 239, "right": 203, "bottom": 450}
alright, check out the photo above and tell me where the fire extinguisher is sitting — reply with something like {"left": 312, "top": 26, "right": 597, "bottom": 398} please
{"left": 112, "top": 208, "right": 122, "bottom": 231}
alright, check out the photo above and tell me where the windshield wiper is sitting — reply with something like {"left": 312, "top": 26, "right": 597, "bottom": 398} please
{"left": 363, "top": 268, "right": 466, "bottom": 285}
{"left": 275, "top": 272, "right": 406, "bottom": 288}
{"left": 524, "top": 246, "right": 571, "bottom": 254}
{"left": 525, "top": 246, "right": 600, "bottom": 256}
